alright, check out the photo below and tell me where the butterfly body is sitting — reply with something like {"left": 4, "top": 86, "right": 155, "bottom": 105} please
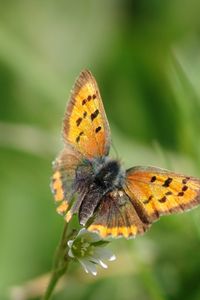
{"left": 51, "top": 70, "right": 200, "bottom": 239}
{"left": 68, "top": 157, "right": 125, "bottom": 225}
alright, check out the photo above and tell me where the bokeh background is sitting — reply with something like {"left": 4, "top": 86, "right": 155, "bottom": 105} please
{"left": 1, "top": 1, "right": 200, "bottom": 299}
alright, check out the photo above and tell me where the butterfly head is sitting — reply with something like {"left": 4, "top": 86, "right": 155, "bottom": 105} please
{"left": 75, "top": 156, "right": 125, "bottom": 193}
{"left": 92, "top": 157, "right": 124, "bottom": 190}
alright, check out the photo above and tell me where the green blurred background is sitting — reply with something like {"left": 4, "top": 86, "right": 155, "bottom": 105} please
{"left": 1, "top": 1, "right": 200, "bottom": 299}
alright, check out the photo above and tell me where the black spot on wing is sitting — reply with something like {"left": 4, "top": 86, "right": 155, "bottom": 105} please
{"left": 76, "top": 117, "right": 82, "bottom": 126}
{"left": 182, "top": 185, "right": 188, "bottom": 191}
{"left": 91, "top": 109, "right": 99, "bottom": 121}
{"left": 76, "top": 136, "right": 80, "bottom": 143}
{"left": 165, "top": 191, "right": 173, "bottom": 196}
{"left": 163, "top": 177, "right": 173, "bottom": 187}
{"left": 143, "top": 195, "right": 153, "bottom": 204}
{"left": 82, "top": 95, "right": 96, "bottom": 106}
{"left": 82, "top": 99, "right": 87, "bottom": 105}
{"left": 158, "top": 196, "right": 167, "bottom": 203}
{"left": 178, "top": 192, "right": 184, "bottom": 197}
{"left": 95, "top": 126, "right": 101, "bottom": 133}
{"left": 151, "top": 176, "right": 157, "bottom": 183}
{"left": 182, "top": 177, "right": 190, "bottom": 184}
{"left": 76, "top": 131, "right": 84, "bottom": 143}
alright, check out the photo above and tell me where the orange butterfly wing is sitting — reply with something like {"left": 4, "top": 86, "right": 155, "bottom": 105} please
{"left": 125, "top": 166, "right": 200, "bottom": 223}
{"left": 88, "top": 167, "right": 200, "bottom": 239}
{"left": 63, "top": 70, "right": 111, "bottom": 158}
{"left": 52, "top": 70, "right": 110, "bottom": 218}
{"left": 51, "top": 146, "right": 81, "bottom": 216}
{"left": 88, "top": 190, "right": 150, "bottom": 238}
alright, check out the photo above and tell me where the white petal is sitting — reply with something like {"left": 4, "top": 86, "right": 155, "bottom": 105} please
{"left": 109, "top": 254, "right": 116, "bottom": 261}
{"left": 77, "top": 228, "right": 88, "bottom": 237}
{"left": 77, "top": 228, "right": 101, "bottom": 243}
{"left": 87, "top": 256, "right": 108, "bottom": 269}
{"left": 93, "top": 247, "right": 116, "bottom": 261}
{"left": 68, "top": 249, "right": 74, "bottom": 258}
{"left": 98, "top": 260, "right": 108, "bottom": 269}
{"left": 79, "top": 259, "right": 97, "bottom": 276}
{"left": 91, "top": 270, "right": 97, "bottom": 276}
{"left": 67, "top": 240, "right": 73, "bottom": 247}
{"left": 79, "top": 259, "right": 89, "bottom": 273}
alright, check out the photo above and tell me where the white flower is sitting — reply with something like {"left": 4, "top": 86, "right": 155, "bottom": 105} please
{"left": 68, "top": 229, "right": 116, "bottom": 276}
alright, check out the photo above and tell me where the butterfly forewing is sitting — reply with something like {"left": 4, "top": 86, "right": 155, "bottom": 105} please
{"left": 63, "top": 70, "right": 111, "bottom": 158}
{"left": 52, "top": 70, "right": 111, "bottom": 218}
{"left": 125, "top": 166, "right": 200, "bottom": 223}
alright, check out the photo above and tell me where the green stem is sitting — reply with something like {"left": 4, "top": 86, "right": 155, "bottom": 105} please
{"left": 42, "top": 222, "right": 71, "bottom": 300}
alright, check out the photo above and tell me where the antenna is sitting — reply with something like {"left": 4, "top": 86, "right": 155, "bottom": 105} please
{"left": 111, "top": 139, "right": 120, "bottom": 160}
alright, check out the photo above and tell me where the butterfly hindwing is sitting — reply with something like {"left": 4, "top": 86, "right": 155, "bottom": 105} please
{"left": 51, "top": 145, "right": 81, "bottom": 216}
{"left": 88, "top": 190, "right": 150, "bottom": 238}
{"left": 125, "top": 166, "right": 200, "bottom": 223}
{"left": 63, "top": 70, "right": 111, "bottom": 158}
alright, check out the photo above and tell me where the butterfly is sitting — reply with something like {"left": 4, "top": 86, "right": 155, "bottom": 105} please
{"left": 51, "top": 70, "right": 200, "bottom": 239}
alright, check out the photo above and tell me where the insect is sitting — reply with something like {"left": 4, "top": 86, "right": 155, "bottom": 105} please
{"left": 51, "top": 70, "right": 200, "bottom": 238}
